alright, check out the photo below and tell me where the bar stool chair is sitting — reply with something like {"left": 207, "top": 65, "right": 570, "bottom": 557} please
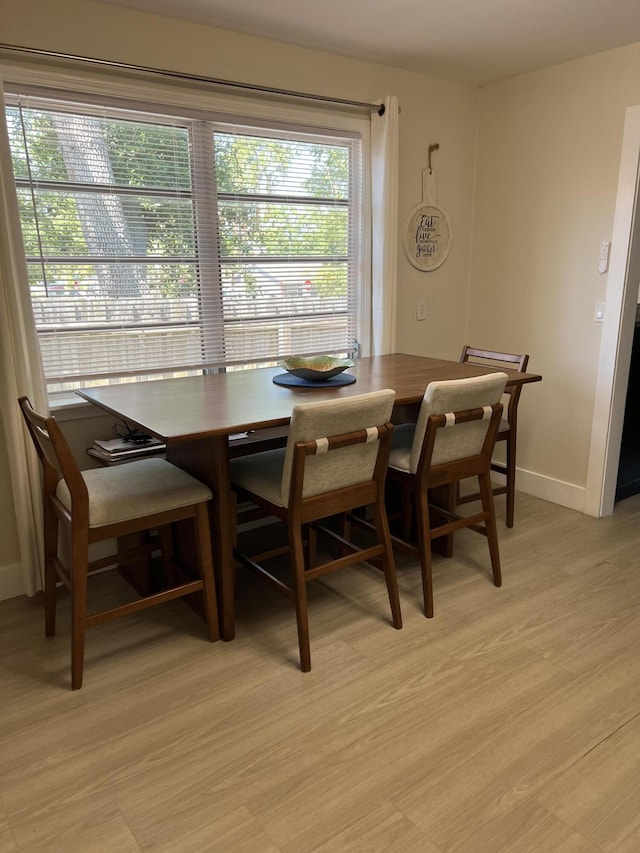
{"left": 230, "top": 389, "right": 402, "bottom": 672}
{"left": 458, "top": 346, "right": 529, "bottom": 527}
{"left": 386, "top": 373, "right": 507, "bottom": 618}
{"left": 19, "top": 396, "right": 219, "bottom": 690}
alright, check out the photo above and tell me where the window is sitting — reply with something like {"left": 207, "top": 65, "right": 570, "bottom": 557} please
{"left": 5, "top": 91, "right": 363, "bottom": 394}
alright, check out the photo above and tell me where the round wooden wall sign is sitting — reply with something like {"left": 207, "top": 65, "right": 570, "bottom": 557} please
{"left": 403, "top": 202, "right": 452, "bottom": 271}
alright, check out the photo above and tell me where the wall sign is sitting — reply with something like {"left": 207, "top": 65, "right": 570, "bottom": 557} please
{"left": 403, "top": 145, "right": 452, "bottom": 271}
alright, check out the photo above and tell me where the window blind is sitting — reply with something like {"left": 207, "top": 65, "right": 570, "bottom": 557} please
{"left": 5, "top": 91, "right": 362, "bottom": 393}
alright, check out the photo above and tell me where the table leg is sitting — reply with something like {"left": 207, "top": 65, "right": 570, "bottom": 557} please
{"left": 166, "top": 436, "right": 236, "bottom": 640}
{"left": 210, "top": 436, "right": 235, "bottom": 641}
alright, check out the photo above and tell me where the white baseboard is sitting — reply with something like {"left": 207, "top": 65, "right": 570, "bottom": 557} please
{"left": 516, "top": 467, "right": 586, "bottom": 513}
{"left": 0, "top": 562, "right": 26, "bottom": 602}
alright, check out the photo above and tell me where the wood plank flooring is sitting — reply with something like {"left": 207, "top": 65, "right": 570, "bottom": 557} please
{"left": 2, "top": 492, "right": 640, "bottom": 852}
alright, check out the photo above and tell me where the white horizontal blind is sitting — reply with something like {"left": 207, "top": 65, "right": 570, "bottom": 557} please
{"left": 5, "top": 91, "right": 362, "bottom": 393}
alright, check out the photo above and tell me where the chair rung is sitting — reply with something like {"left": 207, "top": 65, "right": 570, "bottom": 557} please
{"left": 233, "top": 549, "right": 295, "bottom": 601}
{"left": 88, "top": 544, "right": 155, "bottom": 573}
{"left": 313, "top": 522, "right": 359, "bottom": 555}
{"left": 389, "top": 533, "right": 418, "bottom": 555}
{"left": 86, "top": 579, "right": 205, "bottom": 627}
{"left": 304, "top": 544, "right": 385, "bottom": 581}
{"left": 347, "top": 514, "right": 374, "bottom": 533}
{"left": 457, "top": 491, "right": 480, "bottom": 505}
{"left": 243, "top": 543, "right": 293, "bottom": 563}
{"left": 429, "top": 510, "right": 489, "bottom": 539}
{"left": 53, "top": 556, "right": 72, "bottom": 591}
{"left": 466, "top": 522, "right": 488, "bottom": 536}
{"left": 457, "top": 482, "right": 508, "bottom": 505}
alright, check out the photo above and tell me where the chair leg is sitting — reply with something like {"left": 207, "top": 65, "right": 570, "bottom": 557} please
{"left": 194, "top": 503, "right": 220, "bottom": 642}
{"left": 479, "top": 472, "right": 502, "bottom": 587}
{"left": 70, "top": 528, "right": 89, "bottom": 690}
{"left": 505, "top": 433, "right": 517, "bottom": 529}
{"left": 307, "top": 523, "right": 317, "bottom": 568}
{"left": 372, "top": 498, "right": 402, "bottom": 629}
{"left": 414, "top": 487, "right": 434, "bottom": 618}
{"left": 231, "top": 490, "right": 238, "bottom": 550}
{"left": 340, "top": 513, "right": 352, "bottom": 556}
{"left": 401, "top": 481, "right": 413, "bottom": 542}
{"left": 44, "top": 506, "right": 58, "bottom": 637}
{"left": 289, "top": 518, "right": 311, "bottom": 672}
{"left": 158, "top": 524, "right": 176, "bottom": 588}
{"left": 454, "top": 479, "right": 461, "bottom": 510}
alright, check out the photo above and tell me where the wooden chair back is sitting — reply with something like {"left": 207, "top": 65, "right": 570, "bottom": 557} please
{"left": 19, "top": 396, "right": 89, "bottom": 519}
{"left": 416, "top": 403, "right": 504, "bottom": 490}
{"left": 409, "top": 372, "right": 508, "bottom": 474}
{"left": 281, "top": 389, "right": 396, "bottom": 505}
{"left": 459, "top": 345, "right": 529, "bottom": 424}
{"left": 289, "top": 421, "right": 394, "bottom": 525}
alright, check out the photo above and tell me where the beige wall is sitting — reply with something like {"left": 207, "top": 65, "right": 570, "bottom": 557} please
{"left": 471, "top": 43, "right": 640, "bottom": 498}
{"left": 0, "top": 0, "right": 479, "bottom": 597}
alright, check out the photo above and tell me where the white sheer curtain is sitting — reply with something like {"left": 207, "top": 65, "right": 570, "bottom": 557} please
{"left": 370, "top": 95, "right": 399, "bottom": 355}
{"left": 0, "top": 83, "right": 48, "bottom": 597}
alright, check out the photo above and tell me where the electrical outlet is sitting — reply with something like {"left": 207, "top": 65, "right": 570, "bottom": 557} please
{"left": 416, "top": 301, "right": 426, "bottom": 321}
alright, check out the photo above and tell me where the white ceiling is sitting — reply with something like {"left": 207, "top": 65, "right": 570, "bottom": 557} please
{"left": 100, "top": 0, "right": 640, "bottom": 85}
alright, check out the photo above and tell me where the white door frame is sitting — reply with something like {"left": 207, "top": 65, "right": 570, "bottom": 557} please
{"left": 585, "top": 105, "right": 640, "bottom": 516}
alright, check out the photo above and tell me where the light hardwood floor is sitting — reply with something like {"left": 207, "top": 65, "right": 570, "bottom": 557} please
{"left": 3, "top": 492, "right": 640, "bottom": 852}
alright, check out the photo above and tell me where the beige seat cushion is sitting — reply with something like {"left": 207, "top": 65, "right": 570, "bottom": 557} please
{"left": 387, "top": 423, "right": 416, "bottom": 473}
{"left": 230, "top": 448, "right": 286, "bottom": 507}
{"left": 56, "top": 457, "right": 212, "bottom": 528}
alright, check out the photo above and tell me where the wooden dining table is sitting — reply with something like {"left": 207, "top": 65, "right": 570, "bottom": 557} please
{"left": 77, "top": 352, "right": 542, "bottom": 639}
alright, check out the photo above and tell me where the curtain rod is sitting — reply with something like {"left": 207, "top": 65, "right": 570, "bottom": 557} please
{"left": 0, "top": 43, "right": 386, "bottom": 116}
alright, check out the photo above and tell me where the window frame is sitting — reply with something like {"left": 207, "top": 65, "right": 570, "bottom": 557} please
{"left": 2, "top": 68, "right": 372, "bottom": 398}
